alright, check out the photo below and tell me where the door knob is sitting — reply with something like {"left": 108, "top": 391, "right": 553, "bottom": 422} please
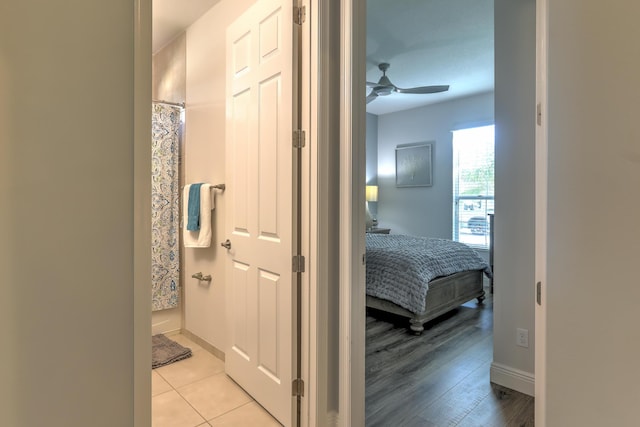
{"left": 220, "top": 239, "right": 232, "bottom": 249}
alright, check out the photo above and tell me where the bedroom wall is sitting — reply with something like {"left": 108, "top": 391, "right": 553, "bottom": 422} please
{"left": 492, "top": 0, "right": 536, "bottom": 395}
{"left": 375, "top": 92, "right": 494, "bottom": 249}
{"left": 366, "top": 112, "right": 379, "bottom": 183}
{"left": 151, "top": 33, "right": 186, "bottom": 335}
{"left": 182, "top": 0, "right": 257, "bottom": 353}
{"left": 545, "top": 0, "right": 640, "bottom": 424}
{"left": 366, "top": 112, "right": 379, "bottom": 218}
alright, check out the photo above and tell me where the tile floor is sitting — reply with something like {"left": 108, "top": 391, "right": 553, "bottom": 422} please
{"left": 152, "top": 334, "right": 282, "bottom": 427}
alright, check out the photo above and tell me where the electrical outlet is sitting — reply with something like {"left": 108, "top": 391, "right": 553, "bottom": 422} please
{"left": 516, "top": 328, "right": 529, "bottom": 348}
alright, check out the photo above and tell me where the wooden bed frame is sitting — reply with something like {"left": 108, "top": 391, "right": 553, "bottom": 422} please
{"left": 366, "top": 269, "right": 486, "bottom": 335}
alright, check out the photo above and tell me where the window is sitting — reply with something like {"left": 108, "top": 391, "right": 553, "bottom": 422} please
{"left": 452, "top": 124, "right": 494, "bottom": 249}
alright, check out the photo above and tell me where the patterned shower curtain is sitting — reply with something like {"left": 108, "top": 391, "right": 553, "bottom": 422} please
{"left": 151, "top": 103, "right": 182, "bottom": 311}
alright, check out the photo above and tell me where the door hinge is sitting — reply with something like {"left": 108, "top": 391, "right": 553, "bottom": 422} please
{"left": 293, "top": 129, "right": 305, "bottom": 148}
{"left": 294, "top": 5, "right": 306, "bottom": 25}
{"left": 536, "top": 103, "right": 542, "bottom": 126}
{"left": 536, "top": 281, "right": 542, "bottom": 305}
{"left": 292, "top": 255, "right": 305, "bottom": 273}
{"left": 292, "top": 378, "right": 305, "bottom": 397}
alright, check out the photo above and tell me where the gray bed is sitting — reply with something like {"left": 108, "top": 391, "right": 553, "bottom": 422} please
{"left": 366, "top": 234, "right": 492, "bottom": 334}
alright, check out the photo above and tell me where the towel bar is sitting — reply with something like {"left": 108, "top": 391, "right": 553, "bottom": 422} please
{"left": 183, "top": 183, "right": 225, "bottom": 191}
{"left": 191, "top": 272, "right": 212, "bottom": 282}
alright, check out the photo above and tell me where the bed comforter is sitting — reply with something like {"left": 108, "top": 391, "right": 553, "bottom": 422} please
{"left": 366, "top": 234, "right": 492, "bottom": 314}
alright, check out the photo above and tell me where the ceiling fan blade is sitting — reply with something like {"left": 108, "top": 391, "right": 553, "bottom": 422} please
{"left": 366, "top": 92, "right": 378, "bottom": 104}
{"left": 366, "top": 81, "right": 379, "bottom": 87}
{"left": 395, "top": 85, "right": 450, "bottom": 94}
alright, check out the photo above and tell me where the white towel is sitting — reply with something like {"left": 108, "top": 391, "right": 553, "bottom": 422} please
{"left": 183, "top": 183, "right": 214, "bottom": 248}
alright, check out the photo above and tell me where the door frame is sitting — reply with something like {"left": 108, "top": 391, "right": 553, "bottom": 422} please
{"left": 301, "top": 0, "right": 329, "bottom": 425}
{"left": 336, "top": 0, "right": 367, "bottom": 425}
{"left": 534, "top": 0, "right": 548, "bottom": 425}
{"left": 134, "top": 0, "right": 152, "bottom": 425}
{"left": 304, "top": 0, "right": 352, "bottom": 425}
{"left": 303, "top": 0, "right": 368, "bottom": 424}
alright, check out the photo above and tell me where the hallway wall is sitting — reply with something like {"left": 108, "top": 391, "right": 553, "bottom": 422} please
{"left": 0, "top": 1, "right": 150, "bottom": 425}
{"left": 545, "top": 0, "right": 640, "bottom": 424}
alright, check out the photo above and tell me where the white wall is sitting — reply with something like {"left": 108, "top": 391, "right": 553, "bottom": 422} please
{"left": 492, "top": 0, "right": 536, "bottom": 394}
{"left": 375, "top": 92, "right": 494, "bottom": 243}
{"left": 153, "top": 33, "right": 186, "bottom": 103}
{"left": 366, "top": 112, "right": 379, "bottom": 218}
{"left": 366, "top": 113, "right": 379, "bottom": 183}
{"left": 182, "top": 0, "right": 257, "bottom": 352}
{"left": 545, "top": 1, "right": 640, "bottom": 424}
{"left": 0, "top": 1, "right": 150, "bottom": 425}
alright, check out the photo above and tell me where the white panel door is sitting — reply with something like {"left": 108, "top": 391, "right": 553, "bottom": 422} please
{"left": 225, "top": 0, "right": 295, "bottom": 425}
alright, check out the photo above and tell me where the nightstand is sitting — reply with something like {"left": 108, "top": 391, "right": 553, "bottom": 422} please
{"left": 366, "top": 227, "right": 391, "bottom": 234}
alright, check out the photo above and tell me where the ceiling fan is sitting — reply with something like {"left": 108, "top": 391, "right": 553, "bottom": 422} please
{"left": 366, "top": 62, "right": 449, "bottom": 104}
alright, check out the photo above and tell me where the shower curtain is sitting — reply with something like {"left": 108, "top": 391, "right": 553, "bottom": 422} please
{"left": 151, "top": 103, "right": 182, "bottom": 311}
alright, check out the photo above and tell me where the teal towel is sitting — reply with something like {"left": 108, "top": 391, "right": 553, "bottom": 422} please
{"left": 186, "top": 183, "right": 204, "bottom": 231}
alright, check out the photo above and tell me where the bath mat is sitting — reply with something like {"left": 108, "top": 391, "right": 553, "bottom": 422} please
{"left": 152, "top": 334, "right": 192, "bottom": 369}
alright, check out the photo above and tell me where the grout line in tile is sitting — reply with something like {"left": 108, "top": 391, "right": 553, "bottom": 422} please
{"left": 154, "top": 388, "right": 178, "bottom": 398}
{"left": 173, "top": 372, "right": 220, "bottom": 397}
{"left": 175, "top": 370, "right": 227, "bottom": 391}
{"left": 173, "top": 371, "right": 257, "bottom": 422}
{"left": 179, "top": 392, "right": 210, "bottom": 422}
{"left": 152, "top": 343, "right": 270, "bottom": 425}
{"left": 152, "top": 389, "right": 208, "bottom": 427}
{"left": 207, "top": 400, "right": 256, "bottom": 422}
{"left": 153, "top": 368, "right": 173, "bottom": 387}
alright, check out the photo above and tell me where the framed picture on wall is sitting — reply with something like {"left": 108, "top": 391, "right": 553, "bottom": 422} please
{"left": 396, "top": 142, "right": 433, "bottom": 187}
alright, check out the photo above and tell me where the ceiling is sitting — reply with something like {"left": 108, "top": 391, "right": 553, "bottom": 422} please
{"left": 366, "top": 0, "right": 494, "bottom": 115}
{"left": 152, "top": 0, "right": 220, "bottom": 53}
{"left": 153, "top": 0, "right": 494, "bottom": 115}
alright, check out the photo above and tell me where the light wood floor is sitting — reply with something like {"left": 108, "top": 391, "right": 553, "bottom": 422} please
{"left": 366, "top": 287, "right": 534, "bottom": 427}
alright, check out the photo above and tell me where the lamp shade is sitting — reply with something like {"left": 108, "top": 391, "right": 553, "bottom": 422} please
{"left": 366, "top": 185, "right": 378, "bottom": 202}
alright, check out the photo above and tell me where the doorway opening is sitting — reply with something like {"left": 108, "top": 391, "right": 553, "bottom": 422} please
{"left": 361, "top": 0, "right": 534, "bottom": 425}
{"left": 150, "top": 0, "right": 303, "bottom": 426}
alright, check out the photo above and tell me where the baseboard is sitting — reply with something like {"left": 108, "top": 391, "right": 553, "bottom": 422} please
{"left": 490, "top": 362, "right": 535, "bottom": 397}
{"left": 181, "top": 328, "right": 225, "bottom": 361}
{"left": 151, "top": 307, "right": 182, "bottom": 336}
